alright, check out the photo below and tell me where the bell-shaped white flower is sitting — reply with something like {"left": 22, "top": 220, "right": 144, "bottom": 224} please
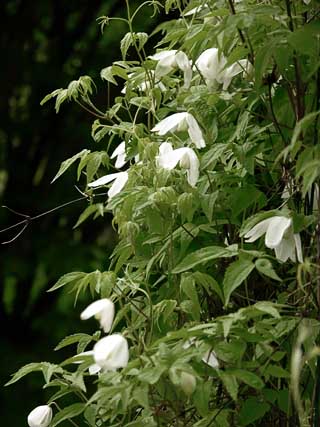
{"left": 152, "top": 112, "right": 205, "bottom": 148}
{"left": 196, "top": 48, "right": 251, "bottom": 90}
{"left": 156, "top": 142, "right": 199, "bottom": 187}
{"left": 244, "top": 215, "right": 303, "bottom": 263}
{"left": 220, "top": 59, "right": 252, "bottom": 90}
{"left": 80, "top": 298, "right": 115, "bottom": 333}
{"left": 88, "top": 171, "right": 128, "bottom": 199}
{"left": 195, "top": 48, "right": 227, "bottom": 88}
{"left": 111, "top": 141, "right": 126, "bottom": 169}
{"left": 202, "top": 349, "right": 219, "bottom": 368}
{"left": 151, "top": 50, "right": 192, "bottom": 88}
{"left": 93, "top": 334, "right": 129, "bottom": 371}
{"left": 180, "top": 371, "right": 196, "bottom": 395}
{"left": 27, "top": 405, "right": 52, "bottom": 427}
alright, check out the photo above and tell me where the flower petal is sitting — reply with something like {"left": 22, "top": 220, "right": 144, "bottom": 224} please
{"left": 202, "top": 349, "right": 219, "bottom": 369}
{"left": 80, "top": 299, "right": 113, "bottom": 320}
{"left": 294, "top": 233, "right": 303, "bottom": 263}
{"left": 265, "top": 216, "right": 291, "bottom": 249}
{"left": 108, "top": 172, "right": 129, "bottom": 198}
{"left": 28, "top": 406, "right": 52, "bottom": 427}
{"left": 152, "top": 112, "right": 187, "bottom": 135}
{"left": 88, "top": 172, "right": 121, "bottom": 188}
{"left": 186, "top": 114, "right": 205, "bottom": 148}
{"left": 244, "top": 218, "right": 272, "bottom": 243}
{"left": 274, "top": 235, "right": 296, "bottom": 262}
{"left": 111, "top": 141, "right": 127, "bottom": 169}
{"left": 93, "top": 334, "right": 129, "bottom": 371}
{"left": 157, "top": 146, "right": 185, "bottom": 170}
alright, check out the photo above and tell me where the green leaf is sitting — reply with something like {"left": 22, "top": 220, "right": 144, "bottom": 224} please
{"left": 51, "top": 403, "right": 86, "bottom": 427}
{"left": 223, "top": 258, "right": 255, "bottom": 306}
{"left": 121, "top": 33, "right": 133, "bottom": 60}
{"left": 265, "top": 365, "right": 290, "bottom": 378}
{"left": 54, "top": 333, "right": 94, "bottom": 351}
{"left": 138, "top": 364, "right": 167, "bottom": 384}
{"left": 239, "top": 398, "right": 270, "bottom": 426}
{"left": 289, "top": 111, "right": 320, "bottom": 159}
{"left": 255, "top": 42, "right": 274, "bottom": 86}
{"left": 180, "top": 274, "right": 200, "bottom": 321}
{"left": 48, "top": 272, "right": 86, "bottom": 292}
{"left": 173, "top": 246, "right": 236, "bottom": 274}
{"left": 255, "top": 301, "right": 281, "bottom": 318}
{"left": 100, "top": 66, "right": 118, "bottom": 85}
{"left": 255, "top": 258, "right": 282, "bottom": 281}
{"left": 5, "top": 362, "right": 62, "bottom": 386}
{"left": 51, "top": 149, "right": 90, "bottom": 183}
{"left": 54, "top": 89, "right": 69, "bottom": 113}
{"left": 40, "top": 88, "right": 63, "bottom": 106}
{"left": 73, "top": 204, "right": 102, "bottom": 229}
{"left": 230, "top": 369, "right": 264, "bottom": 390}
{"left": 219, "top": 372, "right": 238, "bottom": 401}
{"left": 193, "top": 271, "right": 224, "bottom": 302}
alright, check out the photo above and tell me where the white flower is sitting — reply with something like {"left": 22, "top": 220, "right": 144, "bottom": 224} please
{"left": 72, "top": 350, "right": 101, "bottom": 375}
{"left": 244, "top": 215, "right": 303, "bottom": 263}
{"left": 180, "top": 371, "right": 196, "bottom": 395}
{"left": 151, "top": 50, "right": 192, "bottom": 88}
{"left": 93, "top": 334, "right": 129, "bottom": 371}
{"left": 88, "top": 171, "right": 128, "bottom": 198}
{"left": 156, "top": 142, "right": 199, "bottom": 187}
{"left": 27, "top": 405, "right": 52, "bottom": 427}
{"left": 80, "top": 298, "right": 115, "bottom": 333}
{"left": 303, "top": 0, "right": 311, "bottom": 4}
{"left": 195, "top": 48, "right": 227, "bottom": 88}
{"left": 111, "top": 142, "right": 126, "bottom": 169}
{"left": 152, "top": 112, "right": 205, "bottom": 148}
{"left": 202, "top": 349, "right": 219, "bottom": 368}
{"left": 196, "top": 48, "right": 251, "bottom": 90}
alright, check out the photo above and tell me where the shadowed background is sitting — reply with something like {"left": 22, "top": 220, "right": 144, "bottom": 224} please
{"left": 0, "top": 1, "right": 161, "bottom": 423}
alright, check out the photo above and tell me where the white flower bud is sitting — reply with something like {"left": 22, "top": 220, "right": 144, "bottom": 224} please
{"left": 93, "top": 334, "right": 129, "bottom": 371}
{"left": 27, "top": 405, "right": 52, "bottom": 427}
{"left": 180, "top": 371, "right": 196, "bottom": 396}
{"left": 80, "top": 299, "right": 115, "bottom": 333}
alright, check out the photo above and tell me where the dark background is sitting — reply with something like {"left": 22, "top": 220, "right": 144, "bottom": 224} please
{"left": 0, "top": 1, "right": 161, "bottom": 423}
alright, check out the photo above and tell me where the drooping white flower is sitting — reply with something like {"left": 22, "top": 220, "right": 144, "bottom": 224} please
{"left": 196, "top": 48, "right": 251, "bottom": 90}
{"left": 244, "top": 215, "right": 303, "bottom": 263}
{"left": 88, "top": 171, "right": 128, "bottom": 199}
{"left": 152, "top": 112, "right": 205, "bottom": 148}
{"left": 221, "top": 59, "right": 252, "bottom": 90}
{"left": 195, "top": 48, "right": 227, "bottom": 88}
{"left": 111, "top": 141, "right": 126, "bottom": 169}
{"left": 93, "top": 334, "right": 129, "bottom": 371}
{"left": 27, "top": 405, "right": 52, "bottom": 427}
{"left": 73, "top": 350, "right": 101, "bottom": 375}
{"left": 180, "top": 371, "right": 196, "bottom": 395}
{"left": 151, "top": 50, "right": 192, "bottom": 88}
{"left": 303, "top": 0, "right": 311, "bottom": 4}
{"left": 80, "top": 298, "right": 115, "bottom": 333}
{"left": 156, "top": 142, "right": 199, "bottom": 187}
{"left": 202, "top": 349, "right": 219, "bottom": 368}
